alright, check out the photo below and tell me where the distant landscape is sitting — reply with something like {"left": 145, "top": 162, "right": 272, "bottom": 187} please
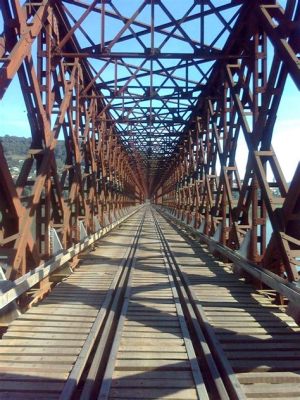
{"left": 0, "top": 135, "right": 287, "bottom": 199}
{"left": 0, "top": 135, "right": 66, "bottom": 180}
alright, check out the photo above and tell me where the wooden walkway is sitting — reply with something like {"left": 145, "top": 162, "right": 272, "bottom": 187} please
{"left": 0, "top": 215, "right": 141, "bottom": 399}
{"left": 158, "top": 212, "right": 300, "bottom": 400}
{"left": 99, "top": 212, "right": 206, "bottom": 400}
{"left": 0, "top": 206, "right": 299, "bottom": 399}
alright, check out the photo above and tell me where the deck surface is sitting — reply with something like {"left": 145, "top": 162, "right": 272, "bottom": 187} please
{"left": 0, "top": 207, "right": 299, "bottom": 399}
{"left": 0, "top": 216, "right": 140, "bottom": 399}
{"left": 104, "top": 212, "right": 204, "bottom": 400}
{"left": 158, "top": 212, "right": 300, "bottom": 400}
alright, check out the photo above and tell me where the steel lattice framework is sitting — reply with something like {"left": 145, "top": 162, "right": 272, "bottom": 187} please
{"left": 0, "top": 0, "right": 299, "bottom": 293}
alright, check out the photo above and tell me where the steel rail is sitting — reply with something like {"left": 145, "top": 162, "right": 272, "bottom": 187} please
{"left": 152, "top": 209, "right": 245, "bottom": 400}
{"left": 80, "top": 206, "right": 247, "bottom": 400}
{"left": 94, "top": 207, "right": 209, "bottom": 400}
{"left": 96, "top": 235, "right": 140, "bottom": 400}
{"left": 0, "top": 206, "right": 143, "bottom": 311}
{"left": 78, "top": 209, "right": 146, "bottom": 400}
{"left": 58, "top": 208, "right": 146, "bottom": 400}
{"left": 158, "top": 206, "right": 300, "bottom": 305}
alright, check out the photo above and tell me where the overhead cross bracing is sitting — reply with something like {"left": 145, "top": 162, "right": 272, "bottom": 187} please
{"left": 0, "top": 1, "right": 300, "bottom": 312}
{"left": 1, "top": 1, "right": 300, "bottom": 398}
{"left": 0, "top": 1, "right": 245, "bottom": 185}
{"left": 50, "top": 1, "right": 245, "bottom": 187}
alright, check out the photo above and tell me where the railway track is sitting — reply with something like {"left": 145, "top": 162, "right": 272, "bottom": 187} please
{"left": 0, "top": 209, "right": 144, "bottom": 400}
{"left": 155, "top": 208, "right": 300, "bottom": 399}
{"left": 0, "top": 205, "right": 299, "bottom": 399}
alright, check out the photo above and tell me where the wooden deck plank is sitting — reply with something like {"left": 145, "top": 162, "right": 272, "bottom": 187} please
{"left": 109, "top": 387, "right": 198, "bottom": 399}
{"left": 1, "top": 208, "right": 299, "bottom": 398}
{"left": 112, "top": 370, "right": 193, "bottom": 380}
{"left": 242, "top": 382, "right": 300, "bottom": 396}
{"left": 0, "top": 381, "right": 64, "bottom": 392}
{"left": 117, "top": 352, "right": 188, "bottom": 360}
{"left": 0, "top": 393, "right": 58, "bottom": 400}
{"left": 0, "top": 347, "right": 80, "bottom": 355}
{"left": 0, "top": 212, "right": 142, "bottom": 399}
{"left": 111, "top": 378, "right": 194, "bottom": 388}
{"left": 159, "top": 210, "right": 300, "bottom": 399}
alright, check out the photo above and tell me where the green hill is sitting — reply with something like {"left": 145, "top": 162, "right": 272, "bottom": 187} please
{"left": 0, "top": 135, "right": 66, "bottom": 178}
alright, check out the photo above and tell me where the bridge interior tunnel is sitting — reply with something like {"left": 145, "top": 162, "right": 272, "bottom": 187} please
{"left": 0, "top": 0, "right": 300, "bottom": 289}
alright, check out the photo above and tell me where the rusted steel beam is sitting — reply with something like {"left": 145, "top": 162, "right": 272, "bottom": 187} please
{"left": 0, "top": 1, "right": 144, "bottom": 282}
{"left": 159, "top": 207, "right": 300, "bottom": 305}
{"left": 0, "top": 0, "right": 50, "bottom": 99}
{"left": 0, "top": 0, "right": 299, "bottom": 296}
{"left": 58, "top": 51, "right": 243, "bottom": 60}
{"left": 153, "top": 0, "right": 300, "bottom": 286}
{"left": 0, "top": 206, "right": 142, "bottom": 311}
{"left": 257, "top": 3, "right": 300, "bottom": 89}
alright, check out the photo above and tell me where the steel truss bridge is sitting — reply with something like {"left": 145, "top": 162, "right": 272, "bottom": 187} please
{"left": 0, "top": 1, "right": 300, "bottom": 399}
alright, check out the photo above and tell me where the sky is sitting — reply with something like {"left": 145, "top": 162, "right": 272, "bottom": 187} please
{"left": 234, "top": 75, "right": 300, "bottom": 183}
{"left": 0, "top": 0, "right": 299, "bottom": 182}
